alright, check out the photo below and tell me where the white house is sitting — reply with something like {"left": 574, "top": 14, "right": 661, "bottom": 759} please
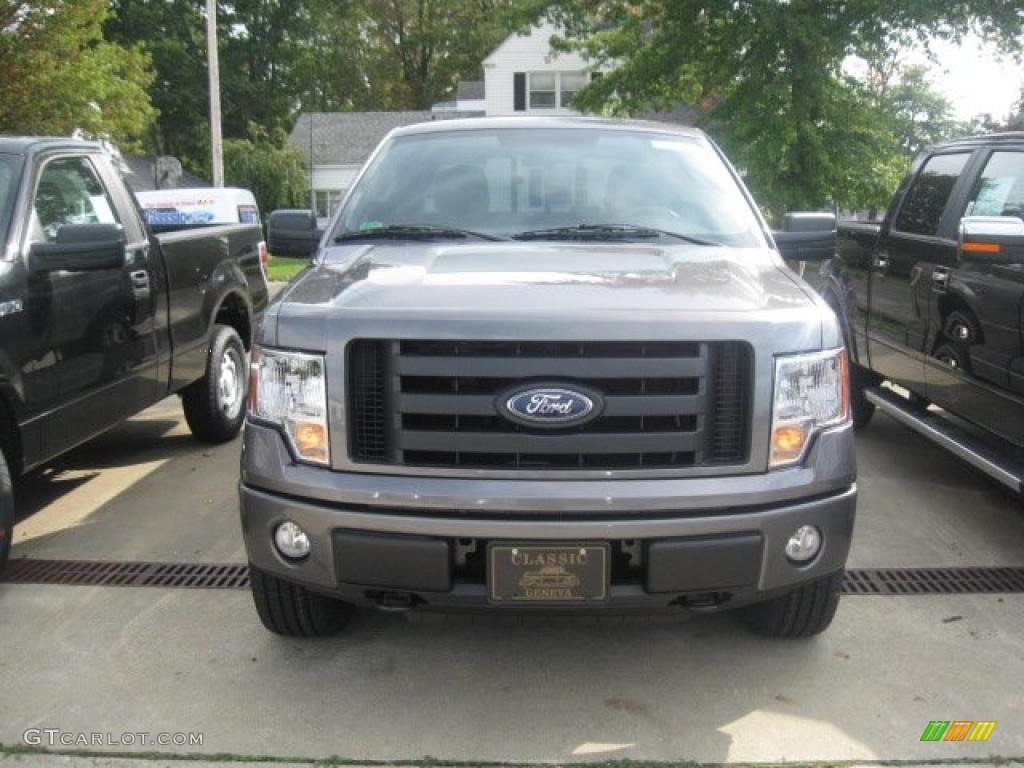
{"left": 483, "top": 21, "right": 600, "bottom": 116}
{"left": 291, "top": 22, "right": 695, "bottom": 220}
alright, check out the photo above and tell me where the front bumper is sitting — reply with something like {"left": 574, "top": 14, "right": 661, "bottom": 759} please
{"left": 239, "top": 422, "right": 856, "bottom": 612}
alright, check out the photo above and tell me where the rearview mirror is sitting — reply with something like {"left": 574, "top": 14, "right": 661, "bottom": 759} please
{"left": 773, "top": 212, "right": 837, "bottom": 262}
{"left": 268, "top": 209, "right": 321, "bottom": 259}
{"left": 29, "top": 223, "right": 126, "bottom": 273}
{"left": 959, "top": 216, "right": 1024, "bottom": 265}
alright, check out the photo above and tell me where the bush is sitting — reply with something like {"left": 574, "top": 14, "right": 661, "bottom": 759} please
{"left": 224, "top": 125, "right": 309, "bottom": 217}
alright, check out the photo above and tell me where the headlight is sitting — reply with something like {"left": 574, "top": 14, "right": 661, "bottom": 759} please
{"left": 770, "top": 348, "right": 849, "bottom": 467}
{"left": 248, "top": 346, "right": 329, "bottom": 465}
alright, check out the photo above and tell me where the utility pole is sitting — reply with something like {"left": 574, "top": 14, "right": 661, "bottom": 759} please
{"left": 206, "top": 0, "right": 224, "bottom": 187}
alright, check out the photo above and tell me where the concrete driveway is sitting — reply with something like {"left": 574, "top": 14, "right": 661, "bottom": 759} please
{"left": 1, "top": 397, "right": 1022, "bottom": 765}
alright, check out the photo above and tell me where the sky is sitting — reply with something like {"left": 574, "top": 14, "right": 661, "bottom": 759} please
{"left": 910, "top": 33, "right": 1022, "bottom": 121}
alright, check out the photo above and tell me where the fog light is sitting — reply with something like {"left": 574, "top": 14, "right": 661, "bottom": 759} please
{"left": 274, "top": 521, "right": 311, "bottom": 559}
{"left": 785, "top": 525, "right": 822, "bottom": 563}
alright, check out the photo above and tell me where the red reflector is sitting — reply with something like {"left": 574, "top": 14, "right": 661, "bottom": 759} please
{"left": 961, "top": 241, "right": 1001, "bottom": 253}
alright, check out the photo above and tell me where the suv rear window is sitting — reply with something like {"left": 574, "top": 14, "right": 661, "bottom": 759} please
{"left": 893, "top": 152, "right": 970, "bottom": 237}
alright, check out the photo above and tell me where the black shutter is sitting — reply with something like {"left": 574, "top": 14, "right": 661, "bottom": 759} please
{"left": 591, "top": 71, "right": 603, "bottom": 81}
{"left": 513, "top": 72, "right": 526, "bottom": 111}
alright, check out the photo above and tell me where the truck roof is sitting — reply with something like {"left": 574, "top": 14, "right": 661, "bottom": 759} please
{"left": 933, "top": 131, "right": 1024, "bottom": 150}
{"left": 389, "top": 116, "right": 706, "bottom": 140}
{"left": 0, "top": 136, "right": 103, "bottom": 156}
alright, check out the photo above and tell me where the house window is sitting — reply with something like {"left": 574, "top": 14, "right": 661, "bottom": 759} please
{"left": 526, "top": 71, "right": 589, "bottom": 111}
{"left": 559, "top": 72, "right": 588, "bottom": 109}
{"left": 528, "top": 73, "right": 557, "bottom": 109}
{"left": 314, "top": 189, "right": 345, "bottom": 219}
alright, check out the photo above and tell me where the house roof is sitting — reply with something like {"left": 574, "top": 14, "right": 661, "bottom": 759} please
{"left": 290, "top": 111, "right": 484, "bottom": 166}
{"left": 456, "top": 80, "right": 485, "bottom": 100}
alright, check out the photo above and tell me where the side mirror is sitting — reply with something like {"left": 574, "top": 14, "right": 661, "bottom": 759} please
{"left": 29, "top": 223, "right": 126, "bottom": 273}
{"left": 959, "top": 216, "right": 1024, "bottom": 265}
{"left": 773, "top": 212, "right": 837, "bottom": 262}
{"left": 268, "top": 209, "right": 321, "bottom": 259}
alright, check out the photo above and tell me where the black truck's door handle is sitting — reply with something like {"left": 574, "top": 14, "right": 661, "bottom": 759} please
{"left": 130, "top": 270, "right": 150, "bottom": 290}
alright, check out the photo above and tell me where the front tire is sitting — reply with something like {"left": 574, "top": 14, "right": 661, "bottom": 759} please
{"left": 742, "top": 571, "right": 843, "bottom": 638}
{"left": 182, "top": 324, "right": 247, "bottom": 443}
{"left": 249, "top": 565, "right": 354, "bottom": 637}
{"left": 0, "top": 447, "right": 12, "bottom": 574}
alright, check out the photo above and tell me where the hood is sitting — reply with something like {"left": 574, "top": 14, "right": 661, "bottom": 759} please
{"left": 264, "top": 241, "right": 830, "bottom": 354}
{"left": 278, "top": 241, "right": 814, "bottom": 314}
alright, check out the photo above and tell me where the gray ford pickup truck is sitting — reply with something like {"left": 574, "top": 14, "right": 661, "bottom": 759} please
{"left": 241, "top": 117, "right": 856, "bottom": 638}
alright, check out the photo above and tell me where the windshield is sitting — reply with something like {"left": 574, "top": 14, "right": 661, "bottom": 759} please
{"left": 0, "top": 155, "right": 19, "bottom": 241}
{"left": 334, "top": 128, "right": 765, "bottom": 247}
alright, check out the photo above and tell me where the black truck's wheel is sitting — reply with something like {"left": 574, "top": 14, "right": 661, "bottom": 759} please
{"left": 0, "top": 447, "right": 13, "bottom": 575}
{"left": 850, "top": 365, "right": 876, "bottom": 430}
{"left": 249, "top": 565, "right": 354, "bottom": 637}
{"left": 742, "top": 571, "right": 843, "bottom": 638}
{"left": 182, "top": 324, "right": 247, "bottom": 443}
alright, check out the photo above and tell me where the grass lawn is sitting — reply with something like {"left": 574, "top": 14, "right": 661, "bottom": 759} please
{"left": 265, "top": 256, "right": 309, "bottom": 283}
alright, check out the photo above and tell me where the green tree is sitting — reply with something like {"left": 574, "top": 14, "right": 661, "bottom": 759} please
{"left": 106, "top": 0, "right": 208, "bottom": 167}
{"left": 362, "top": 0, "right": 528, "bottom": 110}
{"left": 224, "top": 125, "right": 309, "bottom": 215}
{"left": 0, "top": 0, "right": 156, "bottom": 146}
{"left": 868, "top": 63, "right": 960, "bottom": 157}
{"left": 525, "top": 0, "right": 1023, "bottom": 219}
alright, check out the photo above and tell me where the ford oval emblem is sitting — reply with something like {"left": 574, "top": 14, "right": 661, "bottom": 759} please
{"left": 500, "top": 385, "right": 601, "bottom": 428}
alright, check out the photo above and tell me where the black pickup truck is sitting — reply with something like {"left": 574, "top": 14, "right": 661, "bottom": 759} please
{"left": 816, "top": 132, "right": 1024, "bottom": 493}
{"left": 0, "top": 138, "right": 270, "bottom": 571}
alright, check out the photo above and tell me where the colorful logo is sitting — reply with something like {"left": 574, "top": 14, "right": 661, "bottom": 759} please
{"left": 920, "top": 721, "right": 997, "bottom": 742}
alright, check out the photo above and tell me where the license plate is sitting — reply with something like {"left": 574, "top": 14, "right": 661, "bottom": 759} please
{"left": 488, "top": 543, "right": 609, "bottom": 603}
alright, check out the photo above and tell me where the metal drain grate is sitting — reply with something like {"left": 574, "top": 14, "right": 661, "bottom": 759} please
{"left": 843, "top": 567, "right": 1024, "bottom": 595}
{"left": 1, "top": 558, "right": 249, "bottom": 589}
{"left": 3, "top": 560, "right": 1024, "bottom": 595}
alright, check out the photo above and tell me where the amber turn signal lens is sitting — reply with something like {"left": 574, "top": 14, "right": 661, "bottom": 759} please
{"left": 771, "top": 425, "right": 807, "bottom": 463}
{"left": 960, "top": 241, "right": 1001, "bottom": 254}
{"left": 292, "top": 422, "right": 328, "bottom": 462}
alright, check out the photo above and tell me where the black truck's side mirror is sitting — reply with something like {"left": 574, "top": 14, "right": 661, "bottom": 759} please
{"left": 268, "top": 209, "right": 322, "bottom": 259}
{"left": 773, "top": 212, "right": 837, "bottom": 262}
{"left": 29, "top": 223, "right": 126, "bottom": 272}
{"left": 959, "top": 216, "right": 1024, "bottom": 265}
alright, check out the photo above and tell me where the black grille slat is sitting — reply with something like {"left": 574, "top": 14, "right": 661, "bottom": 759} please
{"left": 348, "top": 340, "right": 390, "bottom": 462}
{"left": 708, "top": 341, "right": 751, "bottom": 463}
{"left": 347, "top": 339, "right": 752, "bottom": 471}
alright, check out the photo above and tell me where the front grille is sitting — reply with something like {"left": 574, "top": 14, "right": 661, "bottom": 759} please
{"left": 347, "top": 340, "right": 752, "bottom": 471}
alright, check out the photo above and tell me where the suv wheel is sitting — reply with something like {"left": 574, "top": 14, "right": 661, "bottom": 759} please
{"left": 249, "top": 565, "right": 354, "bottom": 637}
{"left": 742, "top": 571, "right": 843, "bottom": 638}
{"left": 182, "top": 324, "right": 247, "bottom": 443}
{"left": 0, "top": 447, "right": 12, "bottom": 574}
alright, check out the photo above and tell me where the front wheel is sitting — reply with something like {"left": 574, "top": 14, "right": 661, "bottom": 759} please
{"left": 0, "top": 447, "right": 13, "bottom": 574}
{"left": 182, "top": 324, "right": 247, "bottom": 443}
{"left": 249, "top": 565, "right": 354, "bottom": 637}
{"left": 742, "top": 571, "right": 843, "bottom": 638}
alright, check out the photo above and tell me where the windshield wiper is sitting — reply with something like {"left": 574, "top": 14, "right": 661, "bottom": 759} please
{"left": 334, "top": 224, "right": 508, "bottom": 243}
{"left": 511, "top": 224, "right": 722, "bottom": 246}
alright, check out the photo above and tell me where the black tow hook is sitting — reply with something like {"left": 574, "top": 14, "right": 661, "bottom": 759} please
{"left": 372, "top": 591, "right": 419, "bottom": 612}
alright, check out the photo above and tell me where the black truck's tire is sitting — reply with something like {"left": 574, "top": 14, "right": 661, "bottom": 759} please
{"left": 182, "top": 324, "right": 247, "bottom": 444}
{"left": 0, "top": 446, "right": 13, "bottom": 575}
{"left": 742, "top": 571, "right": 843, "bottom": 638}
{"left": 850, "top": 365, "right": 876, "bottom": 430}
{"left": 249, "top": 565, "right": 354, "bottom": 637}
